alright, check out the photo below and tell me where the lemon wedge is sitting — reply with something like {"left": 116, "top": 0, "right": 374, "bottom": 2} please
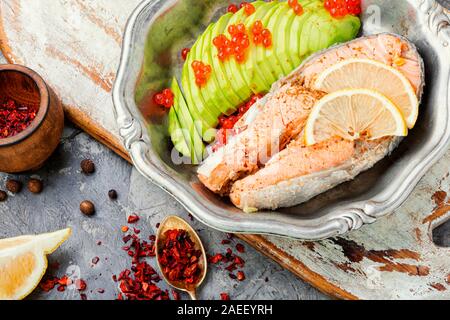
{"left": 0, "top": 228, "right": 71, "bottom": 300}
{"left": 304, "top": 89, "right": 408, "bottom": 146}
{"left": 314, "top": 58, "right": 419, "bottom": 129}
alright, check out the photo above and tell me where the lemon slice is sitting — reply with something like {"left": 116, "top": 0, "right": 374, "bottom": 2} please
{"left": 314, "top": 58, "right": 419, "bottom": 129}
{"left": 0, "top": 228, "right": 71, "bottom": 300}
{"left": 304, "top": 89, "right": 408, "bottom": 146}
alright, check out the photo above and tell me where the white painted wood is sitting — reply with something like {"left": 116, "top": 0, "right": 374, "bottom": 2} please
{"left": 1, "top": 0, "right": 448, "bottom": 299}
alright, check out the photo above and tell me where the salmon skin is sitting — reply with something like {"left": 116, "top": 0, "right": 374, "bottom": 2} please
{"left": 199, "top": 33, "right": 425, "bottom": 211}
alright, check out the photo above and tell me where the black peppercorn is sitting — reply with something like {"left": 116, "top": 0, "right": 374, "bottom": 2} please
{"left": 27, "top": 179, "right": 43, "bottom": 194}
{"left": 6, "top": 179, "right": 22, "bottom": 194}
{"left": 81, "top": 159, "right": 95, "bottom": 175}
{"left": 80, "top": 200, "right": 96, "bottom": 216}
{"left": 0, "top": 190, "right": 7, "bottom": 202}
{"left": 108, "top": 189, "right": 118, "bottom": 200}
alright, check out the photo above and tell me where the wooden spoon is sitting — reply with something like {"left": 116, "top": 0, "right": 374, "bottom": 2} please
{"left": 155, "top": 215, "right": 207, "bottom": 300}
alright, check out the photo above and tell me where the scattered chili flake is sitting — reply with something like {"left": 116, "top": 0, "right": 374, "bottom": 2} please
{"left": 181, "top": 48, "right": 191, "bottom": 61}
{"left": 57, "top": 285, "right": 65, "bottom": 292}
{"left": 172, "top": 289, "right": 181, "bottom": 300}
{"left": 97, "top": 288, "right": 105, "bottom": 294}
{"left": 156, "top": 223, "right": 161, "bottom": 229}
{"left": 158, "top": 229, "right": 203, "bottom": 286}
{"left": 221, "top": 239, "right": 231, "bottom": 245}
{"left": 97, "top": 241, "right": 102, "bottom": 246}
{"left": 0, "top": 98, "right": 37, "bottom": 139}
{"left": 121, "top": 226, "right": 129, "bottom": 233}
{"left": 220, "top": 293, "right": 231, "bottom": 300}
{"left": 127, "top": 214, "right": 140, "bottom": 224}
{"left": 235, "top": 243, "right": 245, "bottom": 253}
{"left": 80, "top": 293, "right": 87, "bottom": 300}
{"left": 237, "top": 271, "right": 246, "bottom": 281}
{"left": 324, "top": 0, "right": 361, "bottom": 18}
{"left": 153, "top": 89, "right": 174, "bottom": 109}
{"left": 133, "top": 228, "right": 141, "bottom": 235}
{"left": 192, "top": 60, "right": 212, "bottom": 87}
{"left": 92, "top": 257, "right": 100, "bottom": 265}
{"left": 229, "top": 273, "right": 237, "bottom": 280}
{"left": 75, "top": 279, "right": 87, "bottom": 291}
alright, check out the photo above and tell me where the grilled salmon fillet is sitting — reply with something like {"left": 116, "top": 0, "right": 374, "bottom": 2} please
{"left": 198, "top": 87, "right": 325, "bottom": 194}
{"left": 199, "top": 33, "right": 424, "bottom": 211}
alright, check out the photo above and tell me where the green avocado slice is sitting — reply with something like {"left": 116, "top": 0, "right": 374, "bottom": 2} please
{"left": 183, "top": 24, "right": 219, "bottom": 130}
{"left": 168, "top": 107, "right": 191, "bottom": 159}
{"left": 200, "top": 16, "right": 237, "bottom": 116}
{"left": 267, "top": 3, "right": 294, "bottom": 77}
{"left": 241, "top": 0, "right": 278, "bottom": 93}
{"left": 220, "top": 6, "right": 255, "bottom": 101}
{"left": 253, "top": 3, "right": 281, "bottom": 86}
{"left": 288, "top": 1, "right": 317, "bottom": 67}
{"left": 171, "top": 79, "right": 204, "bottom": 164}
{"left": 209, "top": 13, "right": 242, "bottom": 115}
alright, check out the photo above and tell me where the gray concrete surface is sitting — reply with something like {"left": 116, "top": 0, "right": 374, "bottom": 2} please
{"left": 0, "top": 125, "right": 328, "bottom": 300}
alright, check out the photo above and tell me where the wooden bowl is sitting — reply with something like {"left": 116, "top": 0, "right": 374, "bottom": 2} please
{"left": 0, "top": 64, "right": 64, "bottom": 173}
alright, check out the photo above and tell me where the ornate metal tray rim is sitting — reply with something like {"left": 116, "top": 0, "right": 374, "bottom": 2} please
{"left": 113, "top": 0, "right": 450, "bottom": 240}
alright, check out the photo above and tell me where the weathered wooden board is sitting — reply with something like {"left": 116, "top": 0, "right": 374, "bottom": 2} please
{"left": 0, "top": 0, "right": 449, "bottom": 300}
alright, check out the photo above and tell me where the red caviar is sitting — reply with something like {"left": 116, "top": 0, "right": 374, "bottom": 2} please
{"left": 213, "top": 94, "right": 262, "bottom": 151}
{"left": 213, "top": 23, "right": 250, "bottom": 64}
{"left": 192, "top": 60, "right": 212, "bottom": 87}
{"left": 288, "top": 0, "right": 304, "bottom": 15}
{"left": 153, "top": 89, "right": 174, "bottom": 108}
{"left": 181, "top": 48, "right": 190, "bottom": 61}
{"left": 243, "top": 3, "right": 256, "bottom": 16}
{"left": 324, "top": 0, "right": 361, "bottom": 18}
{"left": 0, "top": 99, "right": 37, "bottom": 139}
{"left": 251, "top": 20, "right": 272, "bottom": 48}
{"left": 158, "top": 229, "right": 203, "bottom": 285}
{"left": 227, "top": 4, "right": 239, "bottom": 13}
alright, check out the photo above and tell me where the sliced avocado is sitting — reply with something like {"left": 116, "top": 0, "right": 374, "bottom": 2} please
{"left": 168, "top": 107, "right": 191, "bottom": 159}
{"left": 171, "top": 79, "right": 205, "bottom": 164}
{"left": 208, "top": 13, "right": 242, "bottom": 115}
{"left": 200, "top": 17, "right": 236, "bottom": 116}
{"left": 221, "top": 7, "right": 254, "bottom": 101}
{"left": 183, "top": 24, "right": 219, "bottom": 129}
{"left": 288, "top": 1, "right": 318, "bottom": 67}
{"left": 253, "top": 3, "right": 281, "bottom": 86}
{"left": 331, "top": 13, "right": 361, "bottom": 43}
{"left": 270, "top": 3, "right": 295, "bottom": 77}
{"left": 241, "top": 1, "right": 278, "bottom": 93}
{"left": 299, "top": 10, "right": 322, "bottom": 58}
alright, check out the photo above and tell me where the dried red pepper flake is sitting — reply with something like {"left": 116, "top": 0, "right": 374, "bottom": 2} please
{"left": 57, "top": 285, "right": 65, "bottom": 292}
{"left": 220, "top": 293, "right": 231, "bottom": 300}
{"left": 237, "top": 271, "right": 246, "bottom": 281}
{"left": 0, "top": 98, "right": 38, "bottom": 139}
{"left": 235, "top": 243, "right": 245, "bottom": 253}
{"left": 221, "top": 239, "right": 231, "bottom": 245}
{"left": 172, "top": 289, "right": 181, "bottom": 300}
{"left": 75, "top": 279, "right": 87, "bottom": 291}
{"left": 158, "top": 229, "right": 203, "bottom": 286}
{"left": 92, "top": 256, "right": 100, "bottom": 265}
{"left": 80, "top": 293, "right": 87, "bottom": 300}
{"left": 156, "top": 223, "right": 161, "bottom": 229}
{"left": 97, "top": 288, "right": 105, "bottom": 294}
{"left": 127, "top": 214, "right": 140, "bottom": 224}
{"left": 133, "top": 228, "right": 141, "bottom": 235}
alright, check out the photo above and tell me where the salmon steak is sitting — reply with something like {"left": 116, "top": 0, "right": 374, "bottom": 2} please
{"left": 198, "top": 33, "right": 425, "bottom": 211}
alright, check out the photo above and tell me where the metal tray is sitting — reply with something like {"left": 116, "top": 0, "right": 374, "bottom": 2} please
{"left": 113, "top": 0, "right": 450, "bottom": 240}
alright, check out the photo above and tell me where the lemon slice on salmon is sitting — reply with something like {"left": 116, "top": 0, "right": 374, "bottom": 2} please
{"left": 0, "top": 228, "right": 71, "bottom": 300}
{"left": 313, "top": 58, "right": 419, "bottom": 129}
{"left": 304, "top": 89, "right": 408, "bottom": 146}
